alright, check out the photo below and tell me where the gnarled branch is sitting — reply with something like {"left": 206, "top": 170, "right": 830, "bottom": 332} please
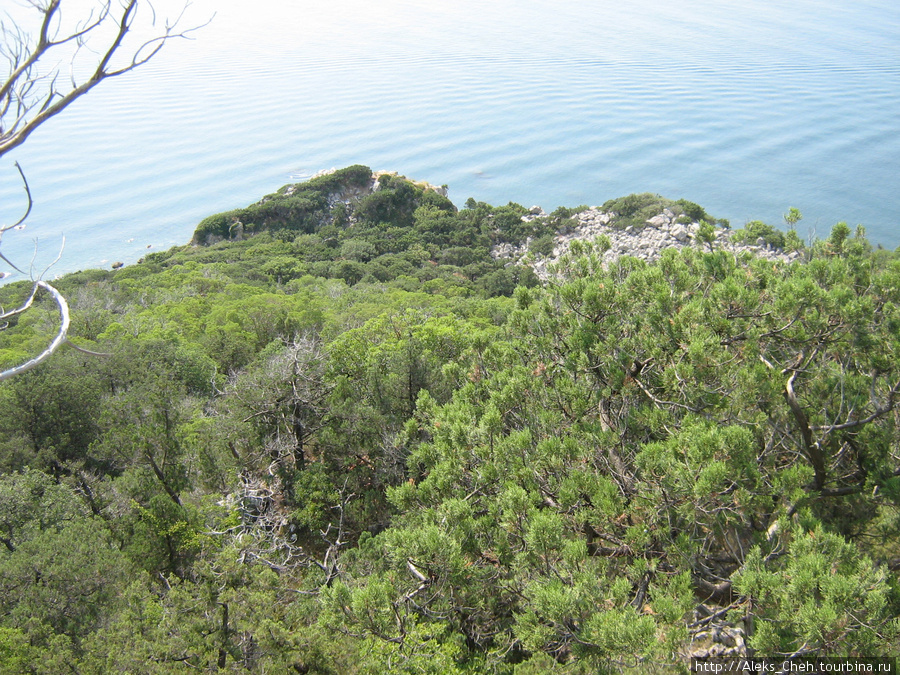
{"left": 0, "top": 1, "right": 205, "bottom": 379}
{"left": 0, "top": 280, "right": 69, "bottom": 381}
{"left": 1, "top": 0, "right": 210, "bottom": 159}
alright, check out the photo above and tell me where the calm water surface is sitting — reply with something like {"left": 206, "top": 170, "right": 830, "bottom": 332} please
{"left": 1, "top": 0, "right": 898, "bottom": 278}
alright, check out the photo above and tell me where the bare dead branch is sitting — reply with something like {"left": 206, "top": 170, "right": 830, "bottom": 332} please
{"left": 810, "top": 373, "right": 900, "bottom": 433}
{"left": 0, "top": 162, "right": 32, "bottom": 235}
{"left": 0, "top": 280, "right": 69, "bottom": 382}
{"left": 0, "top": 0, "right": 210, "bottom": 159}
{"left": 782, "top": 368, "right": 826, "bottom": 490}
{"left": 632, "top": 374, "right": 702, "bottom": 413}
{"left": 0, "top": 1, "right": 208, "bottom": 380}
{"left": 0, "top": 281, "right": 41, "bottom": 322}
{"left": 64, "top": 337, "right": 111, "bottom": 357}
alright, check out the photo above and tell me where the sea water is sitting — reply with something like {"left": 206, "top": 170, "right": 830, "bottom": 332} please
{"left": 0, "top": 0, "right": 898, "bottom": 279}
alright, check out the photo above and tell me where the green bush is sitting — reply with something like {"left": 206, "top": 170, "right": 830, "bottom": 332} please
{"left": 529, "top": 234, "right": 556, "bottom": 257}
{"left": 192, "top": 210, "right": 240, "bottom": 243}
{"left": 601, "top": 193, "right": 722, "bottom": 230}
{"left": 674, "top": 198, "right": 713, "bottom": 223}
{"left": 191, "top": 166, "right": 374, "bottom": 243}
{"left": 731, "top": 220, "right": 786, "bottom": 249}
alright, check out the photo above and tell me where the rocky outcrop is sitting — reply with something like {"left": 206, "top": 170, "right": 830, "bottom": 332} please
{"left": 689, "top": 624, "right": 748, "bottom": 659}
{"left": 686, "top": 604, "right": 749, "bottom": 660}
{"left": 494, "top": 207, "right": 802, "bottom": 280}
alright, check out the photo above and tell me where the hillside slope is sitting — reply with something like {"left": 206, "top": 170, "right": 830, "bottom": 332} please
{"left": 0, "top": 169, "right": 897, "bottom": 672}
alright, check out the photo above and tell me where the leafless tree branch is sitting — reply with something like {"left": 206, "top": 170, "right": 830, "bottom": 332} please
{"left": 0, "top": 161, "right": 32, "bottom": 235}
{"left": 1, "top": 0, "right": 210, "bottom": 159}
{"left": 0, "top": 279, "right": 69, "bottom": 381}
{"left": 0, "top": 0, "right": 207, "bottom": 379}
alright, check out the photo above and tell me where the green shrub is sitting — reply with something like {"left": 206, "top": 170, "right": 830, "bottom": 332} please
{"left": 599, "top": 194, "right": 725, "bottom": 231}
{"left": 192, "top": 210, "right": 240, "bottom": 243}
{"left": 731, "top": 220, "right": 786, "bottom": 249}
{"left": 191, "top": 166, "right": 374, "bottom": 243}
{"left": 529, "top": 234, "right": 556, "bottom": 257}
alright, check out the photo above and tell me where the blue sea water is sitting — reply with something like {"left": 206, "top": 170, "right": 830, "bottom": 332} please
{"left": 0, "top": 0, "right": 898, "bottom": 280}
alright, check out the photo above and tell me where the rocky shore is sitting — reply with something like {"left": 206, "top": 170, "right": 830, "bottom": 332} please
{"left": 493, "top": 205, "right": 803, "bottom": 280}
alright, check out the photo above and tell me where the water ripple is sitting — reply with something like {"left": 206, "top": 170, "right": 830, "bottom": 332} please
{"left": 2, "top": 0, "right": 899, "bottom": 280}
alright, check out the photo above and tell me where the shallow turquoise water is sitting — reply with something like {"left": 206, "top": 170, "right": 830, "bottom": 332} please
{"left": 1, "top": 0, "right": 898, "bottom": 279}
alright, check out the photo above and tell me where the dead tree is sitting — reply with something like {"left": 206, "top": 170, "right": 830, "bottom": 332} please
{"left": 1, "top": 0, "right": 206, "bottom": 157}
{"left": 0, "top": 0, "right": 208, "bottom": 380}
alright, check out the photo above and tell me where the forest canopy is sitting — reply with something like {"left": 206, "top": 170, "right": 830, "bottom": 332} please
{"left": 0, "top": 169, "right": 898, "bottom": 673}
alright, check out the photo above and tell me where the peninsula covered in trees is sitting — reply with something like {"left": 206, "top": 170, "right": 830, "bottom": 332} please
{"left": 1, "top": 166, "right": 899, "bottom": 673}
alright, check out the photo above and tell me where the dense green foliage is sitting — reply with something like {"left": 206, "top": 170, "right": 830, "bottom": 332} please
{"left": 1, "top": 172, "right": 899, "bottom": 672}
{"left": 600, "top": 193, "right": 727, "bottom": 230}
{"left": 192, "top": 165, "right": 374, "bottom": 243}
{"left": 185, "top": 167, "right": 542, "bottom": 299}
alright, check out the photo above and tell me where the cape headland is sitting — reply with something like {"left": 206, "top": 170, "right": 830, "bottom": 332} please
{"left": 188, "top": 165, "right": 806, "bottom": 285}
